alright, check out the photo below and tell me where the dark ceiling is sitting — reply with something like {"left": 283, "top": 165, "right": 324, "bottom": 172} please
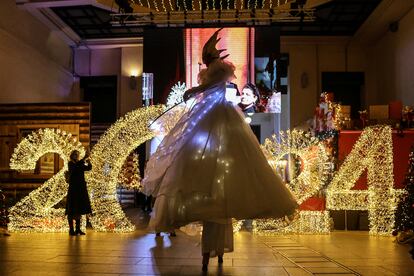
{"left": 51, "top": 0, "right": 381, "bottom": 40}
{"left": 52, "top": 5, "right": 143, "bottom": 39}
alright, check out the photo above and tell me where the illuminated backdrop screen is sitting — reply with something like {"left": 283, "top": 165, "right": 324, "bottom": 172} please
{"left": 185, "top": 28, "right": 254, "bottom": 91}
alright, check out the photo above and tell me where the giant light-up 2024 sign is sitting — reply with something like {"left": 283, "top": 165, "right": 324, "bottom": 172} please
{"left": 8, "top": 105, "right": 403, "bottom": 235}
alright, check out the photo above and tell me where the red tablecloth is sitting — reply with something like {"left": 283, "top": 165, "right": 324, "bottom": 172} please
{"left": 300, "top": 130, "right": 414, "bottom": 211}
{"left": 300, "top": 197, "right": 326, "bottom": 211}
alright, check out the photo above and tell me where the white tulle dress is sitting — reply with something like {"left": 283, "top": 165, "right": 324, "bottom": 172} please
{"left": 142, "top": 80, "right": 298, "bottom": 232}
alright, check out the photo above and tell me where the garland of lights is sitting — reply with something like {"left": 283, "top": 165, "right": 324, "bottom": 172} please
{"left": 253, "top": 211, "right": 331, "bottom": 235}
{"left": 8, "top": 117, "right": 405, "bottom": 236}
{"left": 9, "top": 128, "right": 85, "bottom": 232}
{"left": 87, "top": 105, "right": 165, "bottom": 232}
{"left": 125, "top": 0, "right": 293, "bottom": 12}
{"left": 262, "top": 130, "right": 330, "bottom": 204}
{"left": 117, "top": 152, "right": 141, "bottom": 191}
{"left": 8, "top": 107, "right": 167, "bottom": 233}
{"left": 326, "top": 125, "right": 404, "bottom": 235}
{"left": 253, "top": 129, "right": 331, "bottom": 234}
{"left": 233, "top": 219, "right": 243, "bottom": 232}
{"left": 322, "top": 92, "right": 344, "bottom": 130}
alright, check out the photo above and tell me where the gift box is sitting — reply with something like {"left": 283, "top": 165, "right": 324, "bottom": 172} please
{"left": 389, "top": 101, "right": 403, "bottom": 120}
{"left": 325, "top": 92, "right": 334, "bottom": 102}
{"left": 341, "top": 105, "right": 351, "bottom": 117}
{"left": 369, "top": 105, "right": 389, "bottom": 120}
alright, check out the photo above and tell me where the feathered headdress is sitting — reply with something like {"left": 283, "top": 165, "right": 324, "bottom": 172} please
{"left": 202, "top": 28, "right": 229, "bottom": 66}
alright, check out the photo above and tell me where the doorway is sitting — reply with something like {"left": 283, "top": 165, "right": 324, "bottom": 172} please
{"left": 322, "top": 72, "right": 364, "bottom": 119}
{"left": 80, "top": 76, "right": 118, "bottom": 123}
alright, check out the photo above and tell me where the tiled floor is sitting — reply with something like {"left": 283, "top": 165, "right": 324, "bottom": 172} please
{"left": 1, "top": 210, "right": 413, "bottom": 275}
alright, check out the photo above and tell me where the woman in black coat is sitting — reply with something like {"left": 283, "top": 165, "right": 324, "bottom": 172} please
{"left": 66, "top": 150, "right": 92, "bottom": 236}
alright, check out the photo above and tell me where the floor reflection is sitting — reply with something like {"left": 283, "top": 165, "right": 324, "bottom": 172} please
{"left": 1, "top": 208, "right": 413, "bottom": 275}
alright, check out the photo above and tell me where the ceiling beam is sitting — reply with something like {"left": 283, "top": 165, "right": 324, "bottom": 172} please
{"left": 353, "top": 0, "right": 414, "bottom": 45}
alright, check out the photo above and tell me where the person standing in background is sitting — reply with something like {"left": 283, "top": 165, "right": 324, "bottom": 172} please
{"left": 66, "top": 150, "right": 92, "bottom": 236}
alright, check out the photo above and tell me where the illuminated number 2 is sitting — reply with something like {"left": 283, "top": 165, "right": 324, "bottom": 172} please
{"left": 9, "top": 129, "right": 85, "bottom": 232}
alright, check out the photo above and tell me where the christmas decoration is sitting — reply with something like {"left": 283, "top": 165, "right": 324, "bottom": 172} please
{"left": 254, "top": 129, "right": 331, "bottom": 234}
{"left": 393, "top": 145, "right": 414, "bottom": 243}
{"left": 402, "top": 106, "right": 414, "bottom": 128}
{"left": 262, "top": 130, "right": 330, "bottom": 204}
{"left": 118, "top": 152, "right": 141, "bottom": 191}
{"left": 232, "top": 219, "right": 243, "bottom": 233}
{"left": 166, "top": 81, "right": 186, "bottom": 108}
{"left": 87, "top": 105, "right": 165, "bottom": 232}
{"left": 0, "top": 189, "right": 9, "bottom": 235}
{"left": 253, "top": 211, "right": 331, "bottom": 235}
{"left": 150, "top": 104, "right": 187, "bottom": 137}
{"left": 8, "top": 106, "right": 164, "bottom": 233}
{"left": 8, "top": 128, "right": 85, "bottom": 232}
{"left": 327, "top": 125, "right": 404, "bottom": 235}
{"left": 313, "top": 92, "right": 344, "bottom": 135}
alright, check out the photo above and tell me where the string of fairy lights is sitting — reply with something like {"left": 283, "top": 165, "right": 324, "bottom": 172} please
{"left": 9, "top": 129, "right": 85, "bottom": 232}
{"left": 129, "top": 0, "right": 291, "bottom": 12}
{"left": 8, "top": 107, "right": 164, "bottom": 232}
{"left": 253, "top": 129, "right": 331, "bottom": 234}
{"left": 262, "top": 130, "right": 330, "bottom": 204}
{"left": 117, "top": 152, "right": 142, "bottom": 191}
{"left": 7, "top": 110, "right": 405, "bottom": 235}
{"left": 86, "top": 105, "right": 165, "bottom": 232}
{"left": 326, "top": 125, "right": 404, "bottom": 235}
{"left": 253, "top": 211, "right": 331, "bottom": 235}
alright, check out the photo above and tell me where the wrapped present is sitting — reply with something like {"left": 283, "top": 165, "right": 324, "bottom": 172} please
{"left": 389, "top": 101, "right": 403, "bottom": 120}
{"left": 402, "top": 106, "right": 414, "bottom": 128}
{"left": 369, "top": 105, "right": 389, "bottom": 120}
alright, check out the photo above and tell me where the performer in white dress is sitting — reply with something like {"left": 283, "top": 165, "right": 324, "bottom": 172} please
{"left": 142, "top": 29, "right": 298, "bottom": 271}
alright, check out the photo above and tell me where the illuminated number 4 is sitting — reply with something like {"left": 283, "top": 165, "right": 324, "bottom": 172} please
{"left": 326, "top": 125, "right": 403, "bottom": 235}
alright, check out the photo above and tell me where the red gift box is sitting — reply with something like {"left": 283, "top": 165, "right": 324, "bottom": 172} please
{"left": 389, "top": 101, "right": 403, "bottom": 120}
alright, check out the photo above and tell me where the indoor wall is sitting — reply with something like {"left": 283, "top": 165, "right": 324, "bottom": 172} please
{"left": 281, "top": 37, "right": 367, "bottom": 128}
{"left": 0, "top": 0, "right": 75, "bottom": 103}
{"left": 368, "top": 6, "right": 414, "bottom": 106}
{"left": 1, "top": 0, "right": 413, "bottom": 128}
{"left": 73, "top": 46, "right": 142, "bottom": 117}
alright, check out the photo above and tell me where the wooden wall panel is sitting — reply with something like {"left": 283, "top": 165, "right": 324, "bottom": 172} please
{"left": 0, "top": 103, "right": 90, "bottom": 200}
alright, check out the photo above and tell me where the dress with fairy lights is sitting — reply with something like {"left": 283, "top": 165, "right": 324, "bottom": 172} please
{"left": 142, "top": 33, "right": 297, "bottom": 233}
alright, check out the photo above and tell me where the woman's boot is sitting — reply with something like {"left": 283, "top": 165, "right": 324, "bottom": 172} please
{"left": 68, "top": 217, "right": 76, "bottom": 236}
{"left": 75, "top": 218, "right": 86, "bottom": 235}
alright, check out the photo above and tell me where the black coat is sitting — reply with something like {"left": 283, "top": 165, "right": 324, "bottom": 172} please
{"left": 65, "top": 159, "right": 92, "bottom": 216}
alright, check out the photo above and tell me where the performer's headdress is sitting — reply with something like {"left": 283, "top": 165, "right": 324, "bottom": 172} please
{"left": 202, "top": 28, "right": 229, "bottom": 66}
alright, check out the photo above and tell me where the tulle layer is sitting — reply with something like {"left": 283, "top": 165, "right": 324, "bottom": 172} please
{"left": 142, "top": 83, "right": 298, "bottom": 231}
